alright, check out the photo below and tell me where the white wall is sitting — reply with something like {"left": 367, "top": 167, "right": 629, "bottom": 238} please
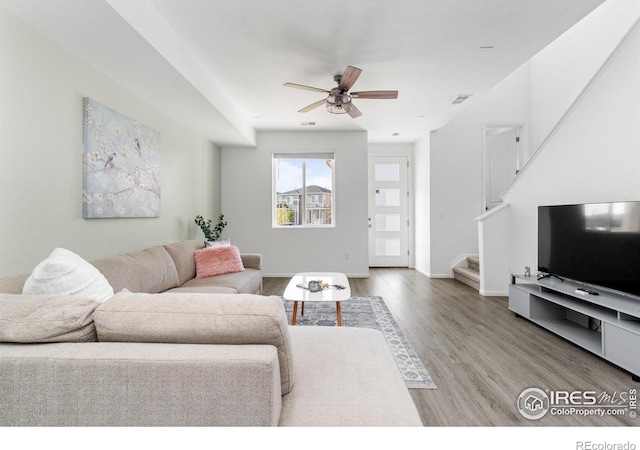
{"left": 221, "top": 131, "right": 369, "bottom": 277}
{"left": 503, "top": 19, "right": 640, "bottom": 277}
{"left": 529, "top": 0, "right": 640, "bottom": 153}
{"left": 0, "top": 9, "right": 221, "bottom": 276}
{"left": 427, "top": 64, "right": 531, "bottom": 277}
{"left": 413, "top": 134, "right": 431, "bottom": 276}
{"left": 422, "top": 0, "right": 640, "bottom": 281}
{"left": 368, "top": 143, "right": 414, "bottom": 156}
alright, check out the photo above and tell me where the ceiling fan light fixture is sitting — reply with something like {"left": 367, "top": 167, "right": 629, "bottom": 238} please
{"left": 326, "top": 91, "right": 352, "bottom": 114}
{"left": 326, "top": 103, "right": 351, "bottom": 114}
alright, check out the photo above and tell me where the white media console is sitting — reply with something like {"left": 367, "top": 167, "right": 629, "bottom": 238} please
{"left": 509, "top": 275, "right": 640, "bottom": 381}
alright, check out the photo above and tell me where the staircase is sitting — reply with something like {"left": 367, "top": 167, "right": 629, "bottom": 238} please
{"left": 453, "top": 256, "right": 480, "bottom": 291}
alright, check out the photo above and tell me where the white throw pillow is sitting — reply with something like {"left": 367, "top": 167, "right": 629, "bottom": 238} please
{"left": 22, "top": 248, "right": 114, "bottom": 302}
{"left": 204, "top": 239, "right": 231, "bottom": 248}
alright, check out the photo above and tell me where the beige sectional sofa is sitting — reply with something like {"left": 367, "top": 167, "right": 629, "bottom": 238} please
{"left": 0, "top": 240, "right": 263, "bottom": 296}
{"left": 0, "top": 240, "right": 423, "bottom": 426}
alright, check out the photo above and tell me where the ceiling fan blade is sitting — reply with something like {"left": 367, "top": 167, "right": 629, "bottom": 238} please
{"left": 284, "top": 82, "right": 330, "bottom": 94}
{"left": 338, "top": 65, "right": 362, "bottom": 91}
{"left": 299, "top": 98, "right": 327, "bottom": 113}
{"left": 348, "top": 103, "right": 362, "bottom": 119}
{"left": 351, "top": 90, "right": 398, "bottom": 99}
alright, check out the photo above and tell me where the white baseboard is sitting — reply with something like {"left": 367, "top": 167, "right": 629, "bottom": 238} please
{"left": 263, "top": 272, "right": 370, "bottom": 278}
{"left": 414, "top": 267, "right": 428, "bottom": 277}
{"left": 414, "top": 266, "right": 452, "bottom": 279}
{"left": 479, "top": 289, "right": 508, "bottom": 297}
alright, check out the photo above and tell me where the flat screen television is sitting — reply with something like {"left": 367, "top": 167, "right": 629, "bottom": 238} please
{"left": 538, "top": 201, "right": 640, "bottom": 298}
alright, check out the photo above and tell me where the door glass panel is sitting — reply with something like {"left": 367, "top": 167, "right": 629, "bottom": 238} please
{"left": 375, "top": 188, "right": 400, "bottom": 207}
{"left": 375, "top": 238, "right": 401, "bottom": 256}
{"left": 374, "top": 163, "right": 400, "bottom": 182}
{"left": 375, "top": 213, "right": 400, "bottom": 231}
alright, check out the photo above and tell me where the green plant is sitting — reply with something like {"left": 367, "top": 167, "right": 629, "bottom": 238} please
{"left": 195, "top": 214, "right": 227, "bottom": 241}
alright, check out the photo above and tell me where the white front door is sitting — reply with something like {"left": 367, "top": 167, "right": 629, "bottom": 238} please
{"left": 368, "top": 156, "right": 409, "bottom": 267}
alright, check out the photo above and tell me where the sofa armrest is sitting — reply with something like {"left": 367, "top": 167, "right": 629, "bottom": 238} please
{"left": 0, "top": 342, "right": 282, "bottom": 426}
{"left": 241, "top": 253, "right": 262, "bottom": 271}
{"left": 0, "top": 274, "right": 28, "bottom": 294}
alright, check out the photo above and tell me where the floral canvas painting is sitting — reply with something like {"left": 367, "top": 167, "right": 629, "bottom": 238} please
{"left": 83, "top": 98, "right": 161, "bottom": 218}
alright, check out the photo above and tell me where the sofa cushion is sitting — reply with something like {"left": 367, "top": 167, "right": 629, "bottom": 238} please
{"left": 164, "top": 285, "right": 239, "bottom": 294}
{"left": 195, "top": 245, "right": 245, "bottom": 278}
{"left": 91, "top": 246, "right": 180, "bottom": 293}
{"left": 22, "top": 248, "right": 114, "bottom": 302}
{"left": 179, "top": 268, "right": 262, "bottom": 294}
{"left": 163, "top": 240, "right": 204, "bottom": 286}
{"left": 94, "top": 292, "right": 294, "bottom": 394}
{"left": 0, "top": 294, "right": 99, "bottom": 343}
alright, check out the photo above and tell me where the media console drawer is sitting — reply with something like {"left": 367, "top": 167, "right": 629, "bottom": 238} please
{"left": 604, "top": 323, "right": 640, "bottom": 375}
{"left": 508, "top": 285, "right": 531, "bottom": 317}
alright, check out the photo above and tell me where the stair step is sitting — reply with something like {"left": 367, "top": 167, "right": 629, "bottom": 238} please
{"left": 453, "top": 266, "right": 479, "bottom": 281}
{"left": 453, "top": 266, "right": 480, "bottom": 290}
{"left": 466, "top": 256, "right": 480, "bottom": 272}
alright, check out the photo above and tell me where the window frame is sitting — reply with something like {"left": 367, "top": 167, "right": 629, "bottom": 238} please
{"left": 272, "top": 152, "right": 335, "bottom": 228}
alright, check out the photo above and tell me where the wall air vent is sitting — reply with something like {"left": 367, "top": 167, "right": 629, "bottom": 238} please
{"left": 452, "top": 95, "right": 472, "bottom": 105}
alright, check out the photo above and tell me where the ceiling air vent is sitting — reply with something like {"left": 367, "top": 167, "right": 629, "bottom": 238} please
{"left": 452, "top": 95, "right": 472, "bottom": 105}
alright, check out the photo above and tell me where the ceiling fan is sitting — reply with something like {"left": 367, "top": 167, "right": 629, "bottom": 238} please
{"left": 284, "top": 65, "right": 398, "bottom": 118}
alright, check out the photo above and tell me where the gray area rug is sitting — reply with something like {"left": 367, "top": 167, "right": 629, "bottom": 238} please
{"left": 283, "top": 296, "right": 437, "bottom": 389}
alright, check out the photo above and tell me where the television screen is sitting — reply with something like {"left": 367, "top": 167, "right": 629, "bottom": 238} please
{"left": 538, "top": 201, "right": 640, "bottom": 298}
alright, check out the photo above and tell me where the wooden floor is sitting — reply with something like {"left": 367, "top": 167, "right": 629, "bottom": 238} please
{"left": 263, "top": 268, "right": 638, "bottom": 426}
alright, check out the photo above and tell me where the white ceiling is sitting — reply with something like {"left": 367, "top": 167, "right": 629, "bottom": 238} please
{"left": 1, "top": 0, "right": 605, "bottom": 146}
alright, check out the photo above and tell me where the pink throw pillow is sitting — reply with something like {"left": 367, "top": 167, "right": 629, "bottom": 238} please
{"left": 194, "top": 245, "right": 245, "bottom": 278}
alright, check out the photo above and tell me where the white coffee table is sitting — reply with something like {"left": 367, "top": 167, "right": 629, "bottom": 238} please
{"left": 283, "top": 272, "right": 351, "bottom": 326}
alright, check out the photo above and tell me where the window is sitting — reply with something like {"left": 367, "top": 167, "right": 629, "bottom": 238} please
{"left": 273, "top": 153, "right": 335, "bottom": 227}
